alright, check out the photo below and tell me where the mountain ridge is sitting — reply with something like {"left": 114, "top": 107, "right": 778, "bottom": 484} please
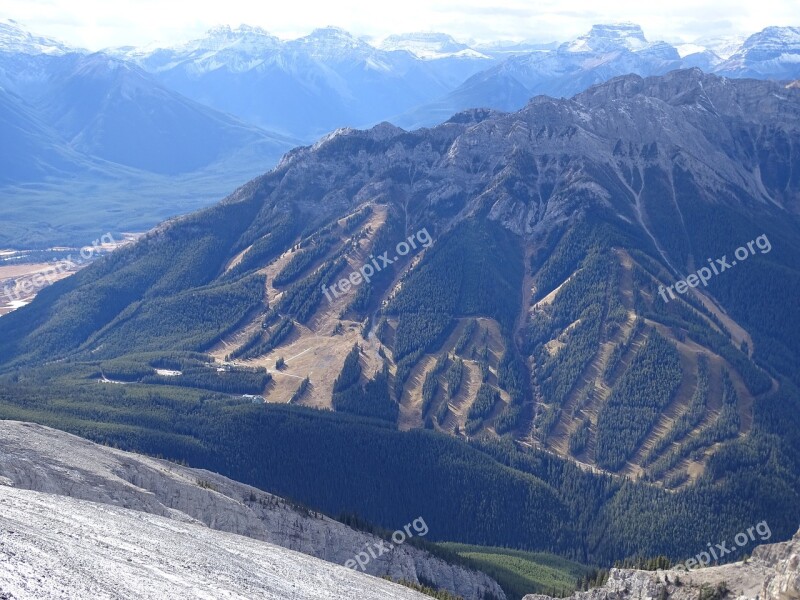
{"left": 0, "top": 70, "right": 798, "bottom": 570}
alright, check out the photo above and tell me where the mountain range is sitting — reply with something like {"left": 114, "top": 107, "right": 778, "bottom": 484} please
{"left": 1, "top": 19, "right": 799, "bottom": 247}
{"left": 106, "top": 21, "right": 800, "bottom": 136}
{"left": 0, "top": 20, "right": 297, "bottom": 246}
{"left": 396, "top": 24, "right": 800, "bottom": 128}
{"left": 0, "top": 70, "right": 798, "bottom": 576}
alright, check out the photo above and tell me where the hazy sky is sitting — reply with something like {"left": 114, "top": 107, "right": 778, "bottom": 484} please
{"left": 2, "top": 0, "right": 797, "bottom": 49}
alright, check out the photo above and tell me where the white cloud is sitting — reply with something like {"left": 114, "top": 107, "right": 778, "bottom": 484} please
{"left": 2, "top": 0, "right": 797, "bottom": 50}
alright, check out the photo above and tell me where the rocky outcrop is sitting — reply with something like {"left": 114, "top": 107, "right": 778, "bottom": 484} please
{"left": 0, "top": 485, "right": 433, "bottom": 600}
{"left": 523, "top": 529, "right": 800, "bottom": 600}
{"left": 0, "top": 421, "right": 505, "bottom": 600}
{"left": 755, "top": 529, "right": 800, "bottom": 600}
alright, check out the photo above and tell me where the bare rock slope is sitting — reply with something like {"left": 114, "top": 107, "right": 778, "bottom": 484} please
{"left": 0, "top": 485, "right": 432, "bottom": 600}
{"left": 0, "top": 420, "right": 504, "bottom": 600}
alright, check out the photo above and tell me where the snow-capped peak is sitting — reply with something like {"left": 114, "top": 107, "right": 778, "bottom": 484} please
{"left": 675, "top": 43, "right": 711, "bottom": 58}
{"left": 291, "top": 26, "right": 374, "bottom": 60}
{"left": 565, "top": 23, "right": 649, "bottom": 54}
{"left": 691, "top": 34, "right": 746, "bottom": 60}
{"left": 736, "top": 26, "right": 800, "bottom": 58}
{"left": 209, "top": 24, "right": 265, "bottom": 36}
{"left": 0, "top": 19, "right": 78, "bottom": 55}
{"left": 380, "top": 32, "right": 490, "bottom": 59}
{"left": 191, "top": 24, "right": 281, "bottom": 53}
{"left": 714, "top": 26, "right": 800, "bottom": 76}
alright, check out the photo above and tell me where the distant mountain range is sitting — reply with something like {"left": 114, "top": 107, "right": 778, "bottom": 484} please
{"left": 0, "top": 20, "right": 297, "bottom": 246}
{"left": 6, "top": 19, "right": 799, "bottom": 142}
{"left": 101, "top": 22, "right": 800, "bottom": 135}
{"left": 1, "top": 19, "right": 799, "bottom": 246}
{"left": 108, "top": 25, "right": 494, "bottom": 139}
{"left": 396, "top": 23, "right": 800, "bottom": 128}
{"left": 0, "top": 20, "right": 295, "bottom": 177}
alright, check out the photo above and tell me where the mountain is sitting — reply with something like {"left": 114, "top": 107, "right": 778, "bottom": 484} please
{"left": 0, "top": 70, "right": 799, "bottom": 566}
{"left": 396, "top": 23, "right": 685, "bottom": 127}
{"left": 717, "top": 26, "right": 800, "bottom": 79}
{"left": 114, "top": 25, "right": 493, "bottom": 139}
{"left": 0, "top": 43, "right": 296, "bottom": 176}
{"left": 5, "top": 20, "right": 799, "bottom": 148}
{"left": 395, "top": 23, "right": 800, "bottom": 129}
{"left": 0, "top": 86, "right": 98, "bottom": 183}
{"left": 0, "top": 420, "right": 504, "bottom": 600}
{"left": 474, "top": 40, "right": 561, "bottom": 58}
{"left": 564, "top": 22, "right": 653, "bottom": 53}
{"left": 380, "top": 32, "right": 490, "bottom": 59}
{"left": 34, "top": 52, "right": 293, "bottom": 175}
{"left": 0, "top": 18, "right": 76, "bottom": 55}
{"left": 692, "top": 34, "right": 747, "bottom": 60}
{"left": 0, "top": 22, "right": 298, "bottom": 247}
{"left": 114, "top": 24, "right": 283, "bottom": 72}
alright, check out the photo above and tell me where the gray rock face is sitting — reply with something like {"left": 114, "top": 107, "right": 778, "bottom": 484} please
{"left": 267, "top": 69, "right": 800, "bottom": 249}
{"left": 0, "top": 421, "right": 505, "bottom": 600}
{"left": 0, "top": 485, "right": 433, "bottom": 600}
{"left": 755, "top": 529, "right": 800, "bottom": 600}
{"left": 522, "top": 529, "right": 800, "bottom": 600}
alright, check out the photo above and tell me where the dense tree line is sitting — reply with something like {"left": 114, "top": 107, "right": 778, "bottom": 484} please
{"left": 603, "top": 318, "right": 644, "bottom": 382}
{"left": 290, "top": 377, "right": 311, "bottom": 404}
{"left": 228, "top": 214, "right": 298, "bottom": 277}
{"left": 568, "top": 420, "right": 591, "bottom": 456}
{"left": 595, "top": 331, "right": 683, "bottom": 471}
{"left": 526, "top": 252, "right": 616, "bottom": 408}
{"left": 97, "top": 275, "right": 267, "bottom": 359}
{"left": 341, "top": 205, "right": 373, "bottom": 233}
{"left": 637, "top": 264, "right": 771, "bottom": 396}
{"left": 271, "top": 256, "right": 347, "bottom": 324}
{"left": 332, "top": 346, "right": 398, "bottom": 422}
{"left": 454, "top": 320, "right": 477, "bottom": 354}
{"left": 493, "top": 405, "right": 523, "bottom": 435}
{"left": 229, "top": 317, "right": 294, "bottom": 361}
{"left": 141, "top": 366, "right": 270, "bottom": 395}
{"left": 386, "top": 220, "right": 523, "bottom": 392}
{"left": 468, "top": 383, "right": 500, "bottom": 421}
{"left": 647, "top": 369, "right": 743, "bottom": 481}
{"left": 273, "top": 235, "right": 336, "bottom": 286}
{"left": 0, "top": 358, "right": 798, "bottom": 567}
{"left": 345, "top": 218, "right": 404, "bottom": 318}
{"left": 498, "top": 344, "right": 529, "bottom": 404}
{"left": 672, "top": 165, "right": 800, "bottom": 388}
{"left": 641, "top": 355, "right": 709, "bottom": 468}
{"left": 422, "top": 371, "right": 439, "bottom": 413}
{"left": 447, "top": 358, "right": 465, "bottom": 399}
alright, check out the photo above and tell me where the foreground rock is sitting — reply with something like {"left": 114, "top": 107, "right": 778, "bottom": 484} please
{"left": 0, "top": 421, "right": 504, "bottom": 600}
{"left": 523, "top": 529, "right": 800, "bottom": 600}
{"left": 0, "top": 485, "right": 432, "bottom": 600}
